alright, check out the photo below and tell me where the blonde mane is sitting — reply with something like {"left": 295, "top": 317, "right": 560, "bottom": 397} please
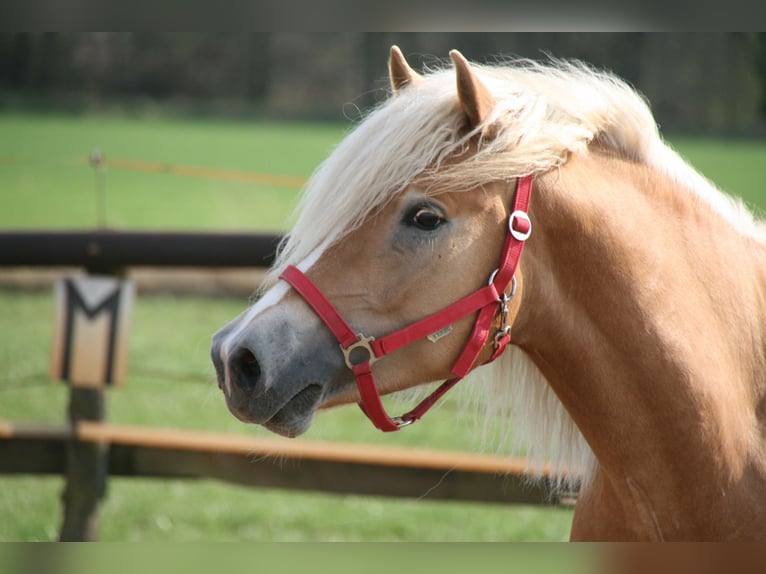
{"left": 262, "top": 56, "right": 764, "bottom": 486}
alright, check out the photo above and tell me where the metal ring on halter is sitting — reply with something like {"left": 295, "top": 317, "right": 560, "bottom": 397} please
{"left": 487, "top": 270, "right": 517, "bottom": 300}
{"left": 509, "top": 210, "right": 532, "bottom": 241}
{"left": 508, "top": 275, "right": 517, "bottom": 298}
{"left": 391, "top": 416, "right": 415, "bottom": 428}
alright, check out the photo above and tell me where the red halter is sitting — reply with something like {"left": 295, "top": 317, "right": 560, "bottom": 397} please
{"left": 280, "top": 175, "right": 533, "bottom": 432}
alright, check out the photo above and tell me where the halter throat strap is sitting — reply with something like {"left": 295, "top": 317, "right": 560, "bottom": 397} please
{"left": 280, "top": 174, "right": 533, "bottom": 432}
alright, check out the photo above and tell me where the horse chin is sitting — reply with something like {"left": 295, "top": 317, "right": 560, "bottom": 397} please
{"left": 262, "top": 383, "right": 323, "bottom": 437}
{"left": 262, "top": 413, "right": 315, "bottom": 438}
{"left": 224, "top": 381, "right": 324, "bottom": 437}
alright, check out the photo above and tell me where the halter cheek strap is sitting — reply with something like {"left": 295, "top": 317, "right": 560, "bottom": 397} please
{"left": 280, "top": 174, "right": 533, "bottom": 432}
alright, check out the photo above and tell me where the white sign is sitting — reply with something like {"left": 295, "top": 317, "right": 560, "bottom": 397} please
{"left": 50, "top": 276, "right": 134, "bottom": 387}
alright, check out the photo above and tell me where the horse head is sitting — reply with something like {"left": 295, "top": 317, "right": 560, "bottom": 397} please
{"left": 211, "top": 47, "right": 528, "bottom": 437}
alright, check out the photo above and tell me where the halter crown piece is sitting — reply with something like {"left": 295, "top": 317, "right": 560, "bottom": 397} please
{"left": 280, "top": 174, "right": 533, "bottom": 431}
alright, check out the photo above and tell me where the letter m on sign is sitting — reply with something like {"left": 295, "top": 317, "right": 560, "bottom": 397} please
{"left": 50, "top": 276, "right": 134, "bottom": 387}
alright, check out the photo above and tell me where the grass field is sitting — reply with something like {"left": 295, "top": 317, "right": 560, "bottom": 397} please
{"left": 0, "top": 113, "right": 346, "bottom": 231}
{"left": 1, "top": 112, "right": 765, "bottom": 541}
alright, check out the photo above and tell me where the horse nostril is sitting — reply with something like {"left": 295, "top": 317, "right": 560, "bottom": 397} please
{"left": 241, "top": 348, "right": 261, "bottom": 377}
{"left": 231, "top": 347, "right": 262, "bottom": 392}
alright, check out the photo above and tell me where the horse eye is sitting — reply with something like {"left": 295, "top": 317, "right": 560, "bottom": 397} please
{"left": 410, "top": 208, "right": 444, "bottom": 231}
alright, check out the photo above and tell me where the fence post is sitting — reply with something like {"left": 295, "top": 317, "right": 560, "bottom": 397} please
{"left": 52, "top": 270, "right": 133, "bottom": 541}
{"left": 58, "top": 387, "right": 107, "bottom": 541}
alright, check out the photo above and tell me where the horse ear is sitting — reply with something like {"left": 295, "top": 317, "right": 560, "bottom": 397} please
{"left": 450, "top": 50, "right": 496, "bottom": 131}
{"left": 389, "top": 45, "right": 421, "bottom": 93}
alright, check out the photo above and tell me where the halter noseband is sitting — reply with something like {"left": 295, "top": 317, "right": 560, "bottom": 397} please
{"left": 280, "top": 175, "right": 533, "bottom": 432}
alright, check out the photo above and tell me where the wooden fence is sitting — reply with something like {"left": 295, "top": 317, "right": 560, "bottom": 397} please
{"left": 0, "top": 230, "right": 576, "bottom": 541}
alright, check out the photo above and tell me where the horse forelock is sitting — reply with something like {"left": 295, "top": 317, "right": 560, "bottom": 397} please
{"left": 263, "top": 57, "right": 667, "bottom": 289}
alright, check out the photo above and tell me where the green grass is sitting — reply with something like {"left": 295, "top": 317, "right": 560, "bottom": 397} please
{"left": 0, "top": 113, "right": 347, "bottom": 231}
{"left": 0, "top": 477, "right": 575, "bottom": 542}
{"left": 1, "top": 112, "right": 765, "bottom": 541}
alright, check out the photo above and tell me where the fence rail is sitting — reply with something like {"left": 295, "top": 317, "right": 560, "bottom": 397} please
{"left": 0, "top": 421, "right": 570, "bottom": 507}
{"left": 0, "top": 230, "right": 282, "bottom": 269}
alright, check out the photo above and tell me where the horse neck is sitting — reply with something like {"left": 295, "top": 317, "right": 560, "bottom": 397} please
{"left": 512, "top": 150, "right": 766, "bottom": 538}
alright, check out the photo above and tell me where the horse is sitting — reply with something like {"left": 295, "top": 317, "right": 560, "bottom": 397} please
{"left": 210, "top": 46, "right": 766, "bottom": 540}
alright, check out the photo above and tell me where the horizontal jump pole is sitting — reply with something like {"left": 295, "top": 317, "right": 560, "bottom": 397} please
{"left": 0, "top": 230, "right": 283, "bottom": 269}
{"left": 0, "top": 421, "right": 575, "bottom": 507}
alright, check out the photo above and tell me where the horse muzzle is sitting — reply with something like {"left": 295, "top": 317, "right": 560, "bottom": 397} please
{"left": 210, "top": 304, "right": 345, "bottom": 437}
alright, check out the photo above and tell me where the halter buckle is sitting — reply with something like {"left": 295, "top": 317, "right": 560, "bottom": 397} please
{"left": 494, "top": 326, "right": 512, "bottom": 348}
{"left": 341, "top": 334, "right": 378, "bottom": 369}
